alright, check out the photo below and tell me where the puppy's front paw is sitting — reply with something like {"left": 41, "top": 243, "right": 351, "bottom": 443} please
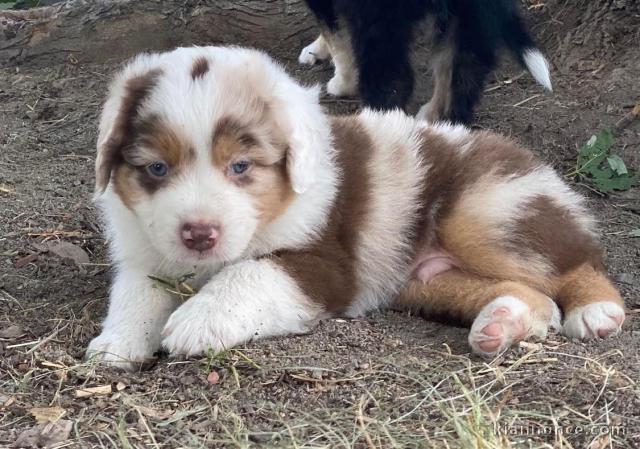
{"left": 562, "top": 301, "right": 625, "bottom": 339}
{"left": 86, "top": 332, "right": 157, "bottom": 372}
{"left": 327, "top": 75, "right": 357, "bottom": 97}
{"left": 162, "top": 296, "right": 227, "bottom": 357}
{"left": 469, "top": 296, "right": 558, "bottom": 357}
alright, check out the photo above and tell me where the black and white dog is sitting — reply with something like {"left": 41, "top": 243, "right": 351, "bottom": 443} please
{"left": 299, "top": 0, "right": 552, "bottom": 124}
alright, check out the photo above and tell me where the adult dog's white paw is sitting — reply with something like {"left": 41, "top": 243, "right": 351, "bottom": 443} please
{"left": 86, "top": 332, "right": 157, "bottom": 372}
{"left": 327, "top": 75, "right": 357, "bottom": 97}
{"left": 562, "top": 301, "right": 625, "bottom": 339}
{"left": 469, "top": 296, "right": 557, "bottom": 357}
{"left": 298, "top": 36, "right": 330, "bottom": 65}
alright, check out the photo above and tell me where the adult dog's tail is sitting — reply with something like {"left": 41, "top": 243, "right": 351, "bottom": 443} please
{"left": 500, "top": 4, "right": 552, "bottom": 91}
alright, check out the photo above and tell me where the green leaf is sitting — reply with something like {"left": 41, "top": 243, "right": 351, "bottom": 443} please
{"left": 629, "top": 229, "right": 640, "bottom": 238}
{"left": 591, "top": 174, "right": 637, "bottom": 193}
{"left": 607, "top": 155, "right": 628, "bottom": 176}
{"left": 0, "top": 2, "right": 16, "bottom": 10}
{"left": 577, "top": 129, "right": 614, "bottom": 170}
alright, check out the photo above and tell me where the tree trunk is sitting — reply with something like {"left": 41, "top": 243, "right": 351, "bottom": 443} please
{"left": 0, "top": 0, "right": 316, "bottom": 69}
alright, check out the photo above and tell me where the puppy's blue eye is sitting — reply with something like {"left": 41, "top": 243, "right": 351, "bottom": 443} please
{"left": 231, "top": 161, "right": 251, "bottom": 175}
{"left": 147, "top": 161, "right": 168, "bottom": 177}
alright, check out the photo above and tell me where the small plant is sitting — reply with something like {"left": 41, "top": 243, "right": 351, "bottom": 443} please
{"left": 0, "top": 1, "right": 43, "bottom": 9}
{"left": 148, "top": 273, "right": 197, "bottom": 301}
{"left": 566, "top": 129, "right": 638, "bottom": 193}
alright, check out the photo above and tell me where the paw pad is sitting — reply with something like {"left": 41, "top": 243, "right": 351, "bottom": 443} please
{"left": 469, "top": 296, "right": 551, "bottom": 357}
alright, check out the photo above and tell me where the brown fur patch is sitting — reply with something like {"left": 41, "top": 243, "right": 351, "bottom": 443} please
{"left": 397, "top": 270, "right": 554, "bottom": 326}
{"left": 113, "top": 116, "right": 195, "bottom": 202}
{"left": 436, "top": 206, "right": 553, "bottom": 292}
{"left": 417, "top": 129, "right": 538, "bottom": 223}
{"left": 552, "top": 264, "right": 623, "bottom": 313}
{"left": 413, "top": 129, "right": 549, "bottom": 288}
{"left": 190, "top": 56, "right": 209, "bottom": 80}
{"left": 401, "top": 127, "right": 616, "bottom": 324}
{"left": 96, "top": 69, "right": 162, "bottom": 192}
{"left": 512, "top": 195, "right": 603, "bottom": 274}
{"left": 212, "top": 116, "right": 294, "bottom": 225}
{"left": 272, "top": 117, "right": 372, "bottom": 313}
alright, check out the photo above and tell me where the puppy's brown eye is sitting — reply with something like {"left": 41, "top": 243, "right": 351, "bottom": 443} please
{"left": 230, "top": 161, "right": 251, "bottom": 175}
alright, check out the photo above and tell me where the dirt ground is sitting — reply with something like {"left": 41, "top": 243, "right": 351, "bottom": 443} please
{"left": 0, "top": 1, "right": 639, "bottom": 448}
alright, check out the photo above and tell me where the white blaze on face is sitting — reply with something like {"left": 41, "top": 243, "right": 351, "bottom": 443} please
{"left": 132, "top": 162, "right": 260, "bottom": 264}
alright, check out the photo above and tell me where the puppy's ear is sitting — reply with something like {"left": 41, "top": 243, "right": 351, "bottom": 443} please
{"left": 245, "top": 53, "right": 331, "bottom": 194}
{"left": 95, "top": 67, "right": 160, "bottom": 193}
{"left": 276, "top": 84, "right": 331, "bottom": 194}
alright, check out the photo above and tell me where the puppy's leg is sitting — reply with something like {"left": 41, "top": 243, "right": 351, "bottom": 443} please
{"left": 398, "top": 270, "right": 560, "bottom": 357}
{"left": 556, "top": 264, "right": 625, "bottom": 339}
{"left": 324, "top": 28, "right": 359, "bottom": 97}
{"left": 162, "top": 258, "right": 326, "bottom": 356}
{"left": 86, "top": 269, "right": 180, "bottom": 371}
{"left": 299, "top": 34, "right": 331, "bottom": 65}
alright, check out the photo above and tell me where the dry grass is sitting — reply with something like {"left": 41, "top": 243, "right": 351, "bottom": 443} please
{"left": 2, "top": 317, "right": 638, "bottom": 448}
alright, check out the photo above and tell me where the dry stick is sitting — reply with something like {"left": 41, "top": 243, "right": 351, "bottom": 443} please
{"left": 612, "top": 102, "right": 640, "bottom": 134}
{"left": 484, "top": 72, "right": 527, "bottom": 92}
{"left": 135, "top": 407, "right": 160, "bottom": 449}
{"left": 357, "top": 396, "right": 377, "bottom": 449}
{"left": 25, "top": 322, "right": 70, "bottom": 355}
{"left": 513, "top": 94, "right": 542, "bottom": 107}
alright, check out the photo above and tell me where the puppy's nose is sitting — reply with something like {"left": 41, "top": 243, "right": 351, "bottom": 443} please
{"left": 181, "top": 222, "right": 219, "bottom": 252}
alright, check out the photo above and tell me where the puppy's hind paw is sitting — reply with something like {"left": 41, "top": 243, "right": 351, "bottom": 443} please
{"left": 562, "top": 301, "right": 625, "bottom": 339}
{"left": 469, "top": 296, "right": 556, "bottom": 357}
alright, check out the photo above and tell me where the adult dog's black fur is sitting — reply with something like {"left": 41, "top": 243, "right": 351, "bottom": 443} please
{"left": 299, "top": 0, "right": 552, "bottom": 124}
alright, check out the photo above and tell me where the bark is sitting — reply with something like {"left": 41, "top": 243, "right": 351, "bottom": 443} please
{"left": 0, "top": 0, "right": 316, "bottom": 68}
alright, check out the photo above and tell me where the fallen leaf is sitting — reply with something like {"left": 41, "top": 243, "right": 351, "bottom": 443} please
{"left": 518, "top": 341, "right": 542, "bottom": 351}
{"left": 74, "top": 384, "right": 110, "bottom": 398}
{"left": 40, "top": 361, "right": 67, "bottom": 369}
{"left": 75, "top": 382, "right": 125, "bottom": 398}
{"left": 15, "top": 253, "right": 38, "bottom": 269}
{"left": 29, "top": 406, "right": 66, "bottom": 424}
{"left": 628, "top": 229, "right": 640, "bottom": 238}
{"left": 135, "top": 404, "right": 174, "bottom": 420}
{"left": 47, "top": 241, "right": 89, "bottom": 268}
{"left": 0, "top": 395, "right": 15, "bottom": 408}
{"left": 207, "top": 371, "right": 220, "bottom": 385}
{"left": 588, "top": 434, "right": 610, "bottom": 449}
{"left": 0, "top": 324, "right": 25, "bottom": 339}
{"left": 12, "top": 419, "right": 72, "bottom": 448}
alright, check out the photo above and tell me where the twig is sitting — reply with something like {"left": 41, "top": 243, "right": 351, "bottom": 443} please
{"left": 26, "top": 322, "right": 70, "bottom": 355}
{"left": 513, "top": 94, "right": 542, "bottom": 107}
{"left": 612, "top": 102, "right": 640, "bottom": 134}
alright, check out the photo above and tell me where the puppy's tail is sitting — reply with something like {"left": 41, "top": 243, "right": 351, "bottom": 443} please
{"left": 502, "top": 7, "right": 552, "bottom": 91}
